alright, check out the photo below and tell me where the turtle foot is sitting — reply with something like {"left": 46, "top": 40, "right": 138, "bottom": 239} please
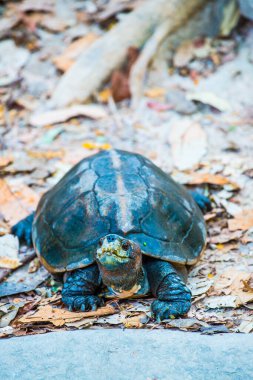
{"left": 151, "top": 299, "right": 191, "bottom": 322}
{"left": 151, "top": 271, "right": 192, "bottom": 321}
{"left": 62, "top": 295, "right": 104, "bottom": 312}
{"left": 190, "top": 191, "right": 211, "bottom": 213}
{"left": 11, "top": 213, "right": 34, "bottom": 246}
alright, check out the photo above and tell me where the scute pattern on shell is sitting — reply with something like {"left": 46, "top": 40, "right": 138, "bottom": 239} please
{"left": 32, "top": 150, "right": 206, "bottom": 273}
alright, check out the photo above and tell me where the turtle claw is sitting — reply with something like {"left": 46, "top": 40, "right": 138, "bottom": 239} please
{"left": 81, "top": 304, "right": 85, "bottom": 312}
{"left": 62, "top": 295, "right": 103, "bottom": 312}
{"left": 151, "top": 299, "right": 191, "bottom": 321}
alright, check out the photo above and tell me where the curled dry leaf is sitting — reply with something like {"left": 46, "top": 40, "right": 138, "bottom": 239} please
{"left": 30, "top": 105, "right": 108, "bottom": 127}
{"left": 123, "top": 312, "right": 149, "bottom": 328}
{"left": 18, "top": 304, "right": 116, "bottom": 327}
{"left": 228, "top": 209, "right": 253, "bottom": 231}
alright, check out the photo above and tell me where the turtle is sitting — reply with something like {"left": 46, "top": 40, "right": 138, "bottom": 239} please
{"left": 12, "top": 149, "right": 210, "bottom": 321}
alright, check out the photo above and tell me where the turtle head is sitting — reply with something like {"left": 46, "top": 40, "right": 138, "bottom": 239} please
{"left": 96, "top": 234, "right": 142, "bottom": 290}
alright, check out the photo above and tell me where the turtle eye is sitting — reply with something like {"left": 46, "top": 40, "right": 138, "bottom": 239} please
{"left": 122, "top": 240, "right": 130, "bottom": 251}
{"left": 99, "top": 238, "right": 104, "bottom": 247}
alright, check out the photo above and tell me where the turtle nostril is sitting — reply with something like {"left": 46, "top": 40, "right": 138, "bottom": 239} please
{"left": 107, "top": 235, "right": 115, "bottom": 243}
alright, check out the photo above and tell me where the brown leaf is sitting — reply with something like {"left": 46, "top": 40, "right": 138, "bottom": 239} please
{"left": 27, "top": 149, "right": 65, "bottom": 160}
{"left": 145, "top": 87, "right": 166, "bottom": 98}
{"left": 18, "top": 304, "right": 116, "bottom": 327}
{"left": 228, "top": 210, "right": 253, "bottom": 231}
{"left": 185, "top": 173, "right": 239, "bottom": 189}
{"left": 110, "top": 47, "right": 139, "bottom": 102}
{"left": 123, "top": 312, "right": 149, "bottom": 328}
{"left": 0, "top": 179, "right": 39, "bottom": 225}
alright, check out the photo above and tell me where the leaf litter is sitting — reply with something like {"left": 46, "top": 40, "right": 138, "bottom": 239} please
{"left": 0, "top": 0, "right": 253, "bottom": 338}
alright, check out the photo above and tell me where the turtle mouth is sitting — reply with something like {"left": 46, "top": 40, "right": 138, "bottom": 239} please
{"left": 103, "top": 249, "right": 129, "bottom": 259}
{"left": 96, "top": 248, "right": 130, "bottom": 262}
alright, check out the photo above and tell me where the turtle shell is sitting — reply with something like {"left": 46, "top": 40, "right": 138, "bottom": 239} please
{"left": 32, "top": 150, "right": 206, "bottom": 273}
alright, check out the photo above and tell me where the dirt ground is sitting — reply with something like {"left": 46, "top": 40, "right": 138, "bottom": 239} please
{"left": 0, "top": 0, "right": 253, "bottom": 338}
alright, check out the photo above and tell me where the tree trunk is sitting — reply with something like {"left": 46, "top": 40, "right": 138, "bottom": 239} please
{"left": 50, "top": 0, "right": 207, "bottom": 107}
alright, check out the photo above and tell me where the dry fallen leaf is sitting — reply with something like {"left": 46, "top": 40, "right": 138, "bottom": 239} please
{"left": 188, "top": 277, "right": 213, "bottom": 297}
{"left": 228, "top": 209, "right": 253, "bottom": 231}
{"left": 183, "top": 173, "right": 240, "bottom": 189}
{"left": 123, "top": 312, "right": 149, "bottom": 328}
{"left": 209, "top": 229, "right": 243, "bottom": 244}
{"left": 144, "top": 87, "right": 166, "bottom": 98}
{"left": 27, "top": 149, "right": 65, "bottom": 160}
{"left": 204, "top": 295, "right": 238, "bottom": 308}
{"left": 30, "top": 105, "right": 107, "bottom": 127}
{"left": 19, "top": 0, "right": 54, "bottom": 13}
{"left": 237, "top": 319, "right": 253, "bottom": 333}
{"left": 164, "top": 318, "right": 208, "bottom": 331}
{"left": 211, "top": 268, "right": 253, "bottom": 306}
{"left": 98, "top": 88, "right": 112, "bottom": 103}
{"left": 169, "top": 120, "right": 207, "bottom": 170}
{"left": 0, "top": 179, "right": 39, "bottom": 225}
{"left": 18, "top": 304, "right": 116, "bottom": 327}
{"left": 0, "top": 325, "right": 14, "bottom": 338}
{"left": 187, "top": 91, "right": 231, "bottom": 112}
{"left": 0, "top": 234, "right": 20, "bottom": 269}
{"left": 65, "top": 318, "right": 96, "bottom": 328}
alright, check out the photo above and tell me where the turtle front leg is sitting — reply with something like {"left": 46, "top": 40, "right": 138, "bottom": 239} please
{"left": 189, "top": 190, "right": 211, "bottom": 213}
{"left": 62, "top": 264, "right": 103, "bottom": 312}
{"left": 11, "top": 212, "right": 35, "bottom": 246}
{"left": 145, "top": 259, "right": 191, "bottom": 321}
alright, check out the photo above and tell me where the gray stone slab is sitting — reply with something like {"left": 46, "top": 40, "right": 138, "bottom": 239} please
{"left": 0, "top": 330, "right": 252, "bottom": 380}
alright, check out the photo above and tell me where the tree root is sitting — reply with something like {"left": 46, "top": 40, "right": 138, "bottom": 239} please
{"left": 50, "top": 0, "right": 207, "bottom": 107}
